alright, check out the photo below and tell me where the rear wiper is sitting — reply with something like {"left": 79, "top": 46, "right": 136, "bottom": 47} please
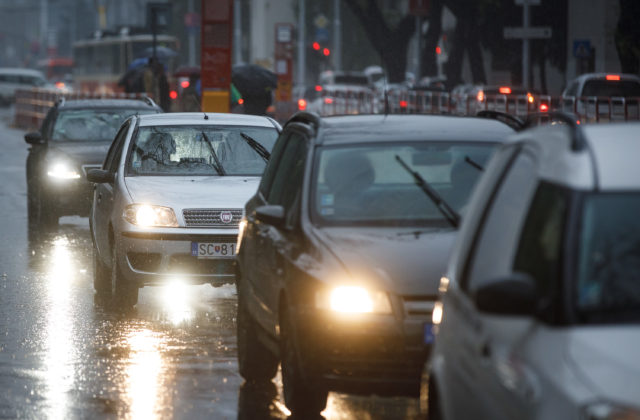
{"left": 395, "top": 155, "right": 460, "bottom": 228}
{"left": 201, "top": 131, "right": 226, "bottom": 175}
{"left": 240, "top": 132, "right": 271, "bottom": 161}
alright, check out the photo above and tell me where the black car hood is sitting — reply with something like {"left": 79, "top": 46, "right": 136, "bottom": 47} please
{"left": 314, "top": 226, "right": 457, "bottom": 297}
{"left": 47, "top": 141, "right": 111, "bottom": 165}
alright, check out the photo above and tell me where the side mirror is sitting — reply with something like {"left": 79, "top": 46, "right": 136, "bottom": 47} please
{"left": 255, "top": 205, "right": 285, "bottom": 227}
{"left": 87, "top": 169, "right": 115, "bottom": 184}
{"left": 474, "top": 273, "right": 537, "bottom": 316}
{"left": 25, "top": 132, "right": 44, "bottom": 145}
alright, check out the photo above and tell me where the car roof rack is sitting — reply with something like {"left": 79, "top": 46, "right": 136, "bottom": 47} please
{"left": 524, "top": 111, "right": 586, "bottom": 152}
{"left": 476, "top": 110, "right": 525, "bottom": 131}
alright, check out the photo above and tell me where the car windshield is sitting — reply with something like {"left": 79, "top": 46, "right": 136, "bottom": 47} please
{"left": 127, "top": 125, "right": 278, "bottom": 176}
{"left": 311, "top": 142, "right": 497, "bottom": 227}
{"left": 51, "top": 108, "right": 156, "bottom": 142}
{"left": 576, "top": 192, "right": 640, "bottom": 322}
{"left": 582, "top": 80, "right": 640, "bottom": 97}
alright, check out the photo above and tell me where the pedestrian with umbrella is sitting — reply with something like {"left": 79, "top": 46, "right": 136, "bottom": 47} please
{"left": 232, "top": 64, "right": 277, "bottom": 116}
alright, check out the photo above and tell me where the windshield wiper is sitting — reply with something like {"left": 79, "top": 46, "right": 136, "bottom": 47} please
{"left": 201, "top": 131, "right": 226, "bottom": 175}
{"left": 465, "top": 156, "right": 484, "bottom": 172}
{"left": 395, "top": 155, "right": 461, "bottom": 228}
{"left": 240, "top": 132, "right": 271, "bottom": 161}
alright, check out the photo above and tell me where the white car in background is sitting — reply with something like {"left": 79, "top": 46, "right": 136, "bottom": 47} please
{"left": 0, "top": 68, "right": 48, "bottom": 105}
{"left": 425, "top": 116, "right": 640, "bottom": 420}
{"left": 88, "top": 113, "right": 281, "bottom": 307}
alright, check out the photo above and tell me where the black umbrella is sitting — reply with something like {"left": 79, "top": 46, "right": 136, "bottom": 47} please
{"left": 232, "top": 64, "right": 277, "bottom": 97}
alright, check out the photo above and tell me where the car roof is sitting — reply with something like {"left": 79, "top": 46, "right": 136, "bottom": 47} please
{"left": 572, "top": 72, "right": 640, "bottom": 84}
{"left": 58, "top": 98, "right": 159, "bottom": 109}
{"left": 314, "top": 114, "right": 515, "bottom": 145}
{"left": 513, "top": 122, "right": 640, "bottom": 191}
{"left": 137, "top": 112, "right": 280, "bottom": 129}
{"left": 0, "top": 68, "right": 45, "bottom": 77}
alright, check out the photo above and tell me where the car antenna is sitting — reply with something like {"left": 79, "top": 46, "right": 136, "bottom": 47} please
{"left": 203, "top": 113, "right": 209, "bottom": 120}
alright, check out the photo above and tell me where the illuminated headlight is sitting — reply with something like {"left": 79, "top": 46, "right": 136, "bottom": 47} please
{"left": 47, "top": 162, "right": 80, "bottom": 179}
{"left": 316, "top": 286, "right": 392, "bottom": 314}
{"left": 236, "top": 218, "right": 247, "bottom": 252}
{"left": 583, "top": 402, "right": 640, "bottom": 420}
{"left": 432, "top": 301, "right": 443, "bottom": 325}
{"left": 123, "top": 204, "right": 178, "bottom": 227}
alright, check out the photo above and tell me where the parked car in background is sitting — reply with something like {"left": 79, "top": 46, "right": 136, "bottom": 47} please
{"left": 25, "top": 97, "right": 162, "bottom": 229}
{"left": 88, "top": 112, "right": 281, "bottom": 307}
{"left": 562, "top": 72, "right": 640, "bottom": 121}
{"left": 425, "top": 116, "right": 640, "bottom": 420}
{"left": 454, "top": 85, "right": 539, "bottom": 118}
{"left": 235, "top": 112, "right": 514, "bottom": 416}
{"left": 0, "top": 68, "right": 48, "bottom": 105}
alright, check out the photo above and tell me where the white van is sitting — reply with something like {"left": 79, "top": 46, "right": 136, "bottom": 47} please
{"left": 0, "top": 68, "right": 48, "bottom": 105}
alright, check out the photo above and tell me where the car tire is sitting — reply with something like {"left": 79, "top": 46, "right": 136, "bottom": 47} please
{"left": 237, "top": 292, "right": 279, "bottom": 382}
{"left": 280, "top": 307, "right": 328, "bottom": 416}
{"left": 111, "top": 247, "right": 138, "bottom": 308}
{"left": 93, "top": 248, "right": 111, "bottom": 295}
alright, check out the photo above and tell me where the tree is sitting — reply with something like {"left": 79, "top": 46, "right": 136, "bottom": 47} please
{"left": 343, "top": 0, "right": 415, "bottom": 83}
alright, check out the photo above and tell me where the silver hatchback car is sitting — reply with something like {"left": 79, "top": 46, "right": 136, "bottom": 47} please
{"left": 425, "top": 117, "right": 640, "bottom": 420}
{"left": 88, "top": 113, "right": 280, "bottom": 307}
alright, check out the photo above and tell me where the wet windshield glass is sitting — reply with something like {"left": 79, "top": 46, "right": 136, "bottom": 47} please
{"left": 311, "top": 142, "right": 496, "bottom": 226}
{"left": 576, "top": 193, "right": 640, "bottom": 321}
{"left": 51, "top": 109, "right": 155, "bottom": 142}
{"left": 127, "top": 125, "right": 278, "bottom": 176}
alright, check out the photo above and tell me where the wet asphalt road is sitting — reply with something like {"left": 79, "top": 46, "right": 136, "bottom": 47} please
{"left": 0, "top": 108, "right": 419, "bottom": 420}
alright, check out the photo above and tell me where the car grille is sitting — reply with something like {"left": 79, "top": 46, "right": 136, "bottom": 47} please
{"left": 182, "top": 209, "right": 242, "bottom": 228}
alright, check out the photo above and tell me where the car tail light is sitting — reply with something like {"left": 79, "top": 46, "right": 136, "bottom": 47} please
{"left": 324, "top": 97, "right": 333, "bottom": 104}
{"left": 315, "top": 85, "right": 323, "bottom": 92}
{"left": 180, "top": 80, "right": 190, "bottom": 88}
{"left": 169, "top": 90, "right": 178, "bottom": 99}
{"left": 499, "top": 86, "right": 512, "bottom": 94}
{"left": 399, "top": 100, "right": 408, "bottom": 108}
{"left": 606, "top": 74, "right": 621, "bottom": 81}
{"left": 539, "top": 103, "right": 549, "bottom": 112}
{"left": 527, "top": 93, "right": 535, "bottom": 103}
{"left": 298, "top": 98, "right": 307, "bottom": 110}
{"left": 477, "top": 90, "right": 485, "bottom": 102}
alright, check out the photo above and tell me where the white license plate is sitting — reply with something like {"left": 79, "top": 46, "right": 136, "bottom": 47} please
{"left": 191, "top": 242, "right": 236, "bottom": 258}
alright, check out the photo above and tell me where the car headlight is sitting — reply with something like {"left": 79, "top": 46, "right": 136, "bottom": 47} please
{"left": 315, "top": 285, "right": 392, "bottom": 314}
{"left": 584, "top": 402, "right": 640, "bottom": 420}
{"left": 123, "top": 204, "right": 178, "bottom": 227}
{"left": 236, "top": 218, "right": 247, "bottom": 252}
{"left": 47, "top": 162, "right": 81, "bottom": 179}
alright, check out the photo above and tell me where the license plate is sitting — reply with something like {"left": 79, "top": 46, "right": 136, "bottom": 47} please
{"left": 423, "top": 323, "right": 435, "bottom": 345}
{"left": 191, "top": 242, "right": 236, "bottom": 258}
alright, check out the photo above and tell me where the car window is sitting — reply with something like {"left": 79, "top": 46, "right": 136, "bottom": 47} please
{"left": 40, "top": 108, "right": 57, "bottom": 138}
{"left": 51, "top": 108, "right": 155, "bottom": 142}
{"left": 582, "top": 80, "right": 640, "bottom": 97}
{"left": 311, "top": 142, "right": 497, "bottom": 227}
{"left": 259, "top": 131, "right": 292, "bottom": 198}
{"left": 513, "top": 182, "right": 568, "bottom": 299}
{"left": 464, "top": 151, "right": 538, "bottom": 294}
{"left": 266, "top": 132, "right": 308, "bottom": 214}
{"left": 575, "top": 192, "right": 640, "bottom": 322}
{"left": 127, "top": 125, "right": 278, "bottom": 176}
{"left": 564, "top": 81, "right": 579, "bottom": 97}
{"left": 104, "top": 120, "right": 131, "bottom": 172}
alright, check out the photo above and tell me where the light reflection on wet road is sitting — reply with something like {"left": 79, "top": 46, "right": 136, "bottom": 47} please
{"left": 0, "top": 109, "right": 418, "bottom": 419}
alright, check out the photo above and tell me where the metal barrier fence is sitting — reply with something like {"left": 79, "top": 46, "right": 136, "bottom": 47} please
{"left": 14, "top": 88, "right": 148, "bottom": 130}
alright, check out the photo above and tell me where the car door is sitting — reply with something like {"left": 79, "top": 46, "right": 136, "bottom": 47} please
{"left": 447, "top": 149, "right": 539, "bottom": 420}
{"left": 92, "top": 119, "right": 132, "bottom": 265}
{"left": 252, "top": 129, "right": 309, "bottom": 333}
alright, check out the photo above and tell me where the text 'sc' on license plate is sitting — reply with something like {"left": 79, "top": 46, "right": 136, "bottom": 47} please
{"left": 423, "top": 323, "right": 435, "bottom": 345}
{"left": 191, "top": 242, "right": 236, "bottom": 258}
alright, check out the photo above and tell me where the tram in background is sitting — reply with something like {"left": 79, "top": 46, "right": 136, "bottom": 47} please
{"left": 72, "top": 29, "right": 179, "bottom": 94}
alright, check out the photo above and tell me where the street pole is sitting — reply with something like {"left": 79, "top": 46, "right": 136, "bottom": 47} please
{"left": 188, "top": 0, "right": 196, "bottom": 66}
{"left": 415, "top": 15, "right": 421, "bottom": 79}
{"left": 233, "top": 0, "right": 242, "bottom": 64}
{"left": 40, "top": 0, "right": 47, "bottom": 58}
{"left": 297, "top": 0, "right": 305, "bottom": 86}
{"left": 522, "top": 3, "right": 530, "bottom": 88}
{"left": 333, "top": 0, "right": 341, "bottom": 71}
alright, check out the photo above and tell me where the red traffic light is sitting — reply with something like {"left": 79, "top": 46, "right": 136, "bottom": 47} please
{"left": 323, "top": 48, "right": 330, "bottom": 56}
{"left": 312, "top": 42, "right": 321, "bottom": 50}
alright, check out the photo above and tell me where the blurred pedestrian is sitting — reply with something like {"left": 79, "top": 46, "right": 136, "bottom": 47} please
{"left": 143, "top": 57, "right": 158, "bottom": 100}
{"left": 242, "top": 87, "right": 273, "bottom": 116}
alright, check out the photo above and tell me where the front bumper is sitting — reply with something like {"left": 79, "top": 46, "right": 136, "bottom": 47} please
{"left": 293, "top": 305, "right": 431, "bottom": 397}
{"left": 118, "top": 228, "right": 238, "bottom": 287}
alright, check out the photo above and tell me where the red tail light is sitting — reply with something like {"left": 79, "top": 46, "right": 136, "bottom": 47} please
{"left": 499, "top": 86, "right": 512, "bottom": 94}
{"left": 298, "top": 98, "right": 307, "bottom": 110}
{"left": 169, "top": 90, "right": 178, "bottom": 100}
{"left": 180, "top": 80, "right": 190, "bottom": 88}
{"left": 399, "top": 100, "right": 408, "bottom": 108}
{"left": 539, "top": 103, "right": 549, "bottom": 112}
{"left": 324, "top": 97, "right": 333, "bottom": 104}
{"left": 238, "top": 98, "right": 244, "bottom": 105}
{"left": 315, "top": 85, "right": 323, "bottom": 92}
{"left": 606, "top": 74, "right": 621, "bottom": 81}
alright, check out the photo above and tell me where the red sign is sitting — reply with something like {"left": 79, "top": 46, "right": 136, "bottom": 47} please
{"left": 201, "top": 0, "right": 233, "bottom": 90}
{"left": 409, "top": 0, "right": 430, "bottom": 16}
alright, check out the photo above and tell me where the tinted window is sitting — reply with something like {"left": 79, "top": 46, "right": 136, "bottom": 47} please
{"left": 576, "top": 192, "right": 640, "bottom": 322}
{"left": 514, "top": 183, "right": 568, "bottom": 298}
{"left": 582, "top": 80, "right": 640, "bottom": 97}
{"left": 259, "top": 132, "right": 291, "bottom": 197}
{"left": 312, "top": 142, "right": 497, "bottom": 226}
{"left": 128, "top": 125, "right": 278, "bottom": 176}
{"left": 104, "top": 121, "right": 131, "bottom": 172}
{"left": 267, "top": 132, "right": 307, "bottom": 211}
{"left": 51, "top": 108, "right": 155, "bottom": 142}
